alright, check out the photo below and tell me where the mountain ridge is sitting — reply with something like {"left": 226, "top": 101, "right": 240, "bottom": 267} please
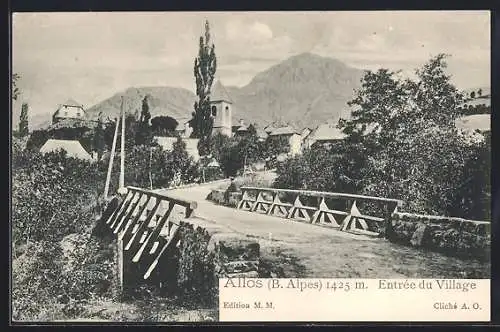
{"left": 25, "top": 52, "right": 490, "bottom": 131}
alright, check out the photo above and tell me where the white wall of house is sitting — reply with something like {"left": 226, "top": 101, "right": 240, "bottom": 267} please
{"left": 55, "top": 105, "right": 85, "bottom": 121}
{"left": 289, "top": 133, "right": 303, "bottom": 155}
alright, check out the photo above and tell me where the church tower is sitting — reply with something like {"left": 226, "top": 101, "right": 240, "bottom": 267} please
{"left": 210, "top": 80, "right": 233, "bottom": 137}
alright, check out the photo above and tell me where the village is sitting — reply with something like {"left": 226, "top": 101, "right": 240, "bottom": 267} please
{"left": 27, "top": 81, "right": 491, "bottom": 171}
{"left": 11, "top": 12, "right": 491, "bottom": 323}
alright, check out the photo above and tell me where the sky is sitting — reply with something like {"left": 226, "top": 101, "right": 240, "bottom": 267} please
{"left": 12, "top": 11, "right": 490, "bottom": 118}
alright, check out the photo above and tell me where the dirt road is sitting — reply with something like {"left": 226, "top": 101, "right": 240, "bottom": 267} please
{"left": 157, "top": 182, "right": 489, "bottom": 279}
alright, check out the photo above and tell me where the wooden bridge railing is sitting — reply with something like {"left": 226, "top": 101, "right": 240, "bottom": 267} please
{"left": 104, "top": 186, "right": 197, "bottom": 282}
{"left": 237, "top": 186, "right": 404, "bottom": 236}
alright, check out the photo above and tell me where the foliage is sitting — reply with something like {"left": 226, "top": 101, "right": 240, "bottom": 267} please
{"left": 262, "top": 135, "right": 290, "bottom": 168}
{"left": 136, "top": 96, "right": 153, "bottom": 146}
{"left": 168, "top": 138, "right": 201, "bottom": 186}
{"left": 12, "top": 133, "right": 202, "bottom": 320}
{"left": 26, "top": 126, "right": 94, "bottom": 153}
{"left": 274, "top": 141, "right": 366, "bottom": 193}
{"left": 12, "top": 150, "right": 102, "bottom": 245}
{"left": 19, "top": 102, "right": 29, "bottom": 137}
{"left": 12, "top": 73, "right": 20, "bottom": 101}
{"left": 275, "top": 54, "right": 490, "bottom": 220}
{"left": 208, "top": 129, "right": 267, "bottom": 178}
{"left": 447, "top": 132, "right": 491, "bottom": 220}
{"left": 92, "top": 115, "right": 105, "bottom": 159}
{"left": 190, "top": 20, "right": 216, "bottom": 143}
{"left": 458, "top": 102, "right": 491, "bottom": 116}
{"left": 151, "top": 116, "right": 179, "bottom": 137}
{"left": 218, "top": 140, "right": 243, "bottom": 177}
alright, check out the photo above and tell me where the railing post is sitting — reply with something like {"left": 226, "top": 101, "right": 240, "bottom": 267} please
{"left": 237, "top": 189, "right": 247, "bottom": 210}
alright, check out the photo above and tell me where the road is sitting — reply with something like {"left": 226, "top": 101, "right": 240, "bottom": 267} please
{"left": 156, "top": 181, "right": 489, "bottom": 278}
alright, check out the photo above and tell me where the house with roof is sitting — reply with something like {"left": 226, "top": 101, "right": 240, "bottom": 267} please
{"left": 174, "top": 117, "right": 194, "bottom": 138}
{"left": 305, "top": 122, "right": 347, "bottom": 149}
{"left": 256, "top": 127, "right": 268, "bottom": 142}
{"left": 154, "top": 136, "right": 200, "bottom": 161}
{"left": 232, "top": 119, "right": 250, "bottom": 137}
{"left": 268, "top": 124, "right": 303, "bottom": 156}
{"left": 52, "top": 99, "right": 86, "bottom": 125}
{"left": 40, "top": 139, "right": 94, "bottom": 161}
{"left": 210, "top": 81, "right": 233, "bottom": 137}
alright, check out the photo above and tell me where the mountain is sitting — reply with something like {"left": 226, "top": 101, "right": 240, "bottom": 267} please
{"left": 86, "top": 86, "right": 197, "bottom": 122}
{"left": 86, "top": 53, "right": 364, "bottom": 129}
{"left": 228, "top": 53, "right": 364, "bottom": 128}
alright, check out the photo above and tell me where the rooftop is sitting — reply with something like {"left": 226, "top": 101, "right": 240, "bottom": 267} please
{"left": 61, "top": 99, "right": 84, "bottom": 108}
{"left": 39, "top": 139, "right": 93, "bottom": 161}
{"left": 269, "top": 125, "right": 299, "bottom": 136}
{"left": 211, "top": 80, "right": 233, "bottom": 103}
{"left": 311, "top": 123, "right": 346, "bottom": 141}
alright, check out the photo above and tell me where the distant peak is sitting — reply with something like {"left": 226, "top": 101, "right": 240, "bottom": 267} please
{"left": 280, "top": 52, "right": 348, "bottom": 68}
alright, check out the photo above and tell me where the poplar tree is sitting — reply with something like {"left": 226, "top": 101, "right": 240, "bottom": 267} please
{"left": 19, "top": 102, "right": 29, "bottom": 137}
{"left": 191, "top": 20, "right": 217, "bottom": 147}
{"left": 136, "top": 95, "right": 152, "bottom": 145}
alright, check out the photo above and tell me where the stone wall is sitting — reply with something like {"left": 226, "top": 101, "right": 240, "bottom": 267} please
{"left": 175, "top": 218, "right": 259, "bottom": 307}
{"left": 113, "top": 215, "right": 260, "bottom": 307}
{"left": 386, "top": 212, "right": 490, "bottom": 261}
{"left": 206, "top": 189, "right": 242, "bottom": 208}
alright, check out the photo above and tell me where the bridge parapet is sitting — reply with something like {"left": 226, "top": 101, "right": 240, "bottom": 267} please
{"left": 101, "top": 186, "right": 261, "bottom": 301}
{"left": 102, "top": 186, "right": 198, "bottom": 294}
{"left": 237, "top": 186, "right": 404, "bottom": 236}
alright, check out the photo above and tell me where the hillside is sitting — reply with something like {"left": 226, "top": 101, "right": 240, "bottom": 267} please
{"left": 85, "top": 53, "right": 364, "bottom": 129}
{"left": 86, "top": 86, "right": 197, "bottom": 122}
{"left": 229, "top": 53, "right": 364, "bottom": 128}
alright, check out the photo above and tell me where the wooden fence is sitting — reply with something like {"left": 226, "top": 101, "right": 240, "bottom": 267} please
{"left": 104, "top": 186, "right": 197, "bottom": 287}
{"left": 237, "top": 186, "right": 404, "bottom": 236}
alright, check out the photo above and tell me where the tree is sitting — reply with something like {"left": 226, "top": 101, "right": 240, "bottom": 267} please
{"left": 12, "top": 73, "right": 20, "bottom": 101}
{"left": 19, "top": 103, "right": 29, "bottom": 137}
{"left": 136, "top": 95, "right": 152, "bottom": 145}
{"left": 236, "top": 128, "right": 263, "bottom": 167}
{"left": 263, "top": 135, "right": 290, "bottom": 166}
{"left": 125, "top": 114, "right": 138, "bottom": 148}
{"left": 190, "top": 20, "right": 217, "bottom": 147}
{"left": 478, "top": 88, "right": 483, "bottom": 97}
{"left": 470, "top": 91, "right": 476, "bottom": 99}
{"left": 151, "top": 116, "right": 178, "bottom": 137}
{"left": 92, "top": 114, "right": 105, "bottom": 159}
{"left": 337, "top": 54, "right": 481, "bottom": 217}
{"left": 209, "top": 132, "right": 231, "bottom": 162}
{"left": 168, "top": 137, "right": 200, "bottom": 185}
{"left": 247, "top": 124, "right": 257, "bottom": 136}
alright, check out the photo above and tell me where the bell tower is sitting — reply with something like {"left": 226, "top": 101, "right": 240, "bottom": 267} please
{"left": 210, "top": 80, "right": 233, "bottom": 137}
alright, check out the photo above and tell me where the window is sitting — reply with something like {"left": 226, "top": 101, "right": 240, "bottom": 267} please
{"left": 225, "top": 106, "right": 229, "bottom": 111}
{"left": 211, "top": 106, "right": 217, "bottom": 116}
{"left": 77, "top": 112, "right": 81, "bottom": 117}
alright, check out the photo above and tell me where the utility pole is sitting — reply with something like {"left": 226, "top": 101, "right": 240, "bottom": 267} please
{"left": 104, "top": 117, "right": 120, "bottom": 199}
{"left": 118, "top": 96, "right": 127, "bottom": 195}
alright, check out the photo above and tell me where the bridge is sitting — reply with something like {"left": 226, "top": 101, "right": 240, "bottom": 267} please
{"left": 98, "top": 107, "right": 490, "bottom": 299}
{"left": 98, "top": 177, "right": 489, "bottom": 298}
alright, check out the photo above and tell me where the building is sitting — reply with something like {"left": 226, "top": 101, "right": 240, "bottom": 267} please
{"left": 52, "top": 99, "right": 86, "bottom": 124}
{"left": 210, "top": 81, "right": 233, "bottom": 137}
{"left": 268, "top": 125, "right": 303, "bottom": 156}
{"left": 305, "top": 123, "right": 346, "bottom": 149}
{"left": 232, "top": 119, "right": 249, "bottom": 136}
{"left": 153, "top": 136, "right": 200, "bottom": 162}
{"left": 256, "top": 128, "right": 268, "bottom": 142}
{"left": 40, "top": 139, "right": 94, "bottom": 161}
{"left": 300, "top": 127, "right": 313, "bottom": 147}
{"left": 174, "top": 118, "right": 194, "bottom": 138}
